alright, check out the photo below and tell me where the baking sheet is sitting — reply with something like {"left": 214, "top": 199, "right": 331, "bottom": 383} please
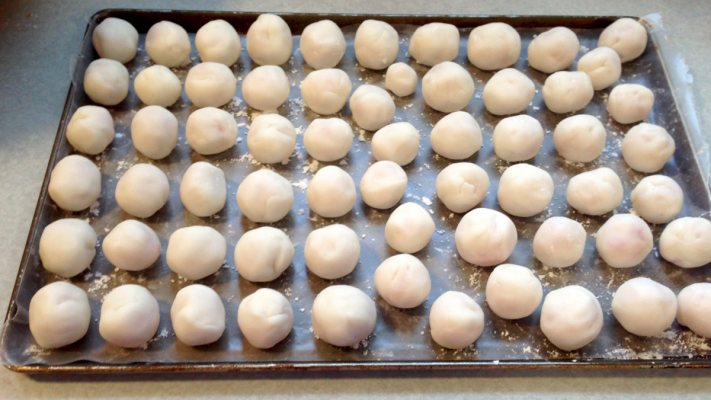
{"left": 3, "top": 10, "right": 711, "bottom": 371}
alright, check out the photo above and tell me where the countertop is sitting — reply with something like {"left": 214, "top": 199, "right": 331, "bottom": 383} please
{"left": 2, "top": 0, "right": 711, "bottom": 398}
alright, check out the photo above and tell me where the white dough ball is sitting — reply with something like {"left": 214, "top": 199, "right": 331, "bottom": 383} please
{"left": 354, "top": 20, "right": 399, "bottom": 70}
{"left": 234, "top": 227, "right": 294, "bottom": 282}
{"left": 145, "top": 21, "right": 191, "bottom": 67}
{"left": 492, "top": 115, "right": 544, "bottom": 162}
{"left": 99, "top": 285, "right": 160, "bottom": 348}
{"left": 236, "top": 169, "right": 294, "bottom": 223}
{"left": 422, "top": 61, "right": 475, "bottom": 113}
{"left": 130, "top": 105, "right": 178, "bottom": 159}
{"left": 621, "top": 123, "right": 675, "bottom": 173}
{"left": 371, "top": 122, "right": 420, "bottom": 166}
{"left": 185, "top": 107, "right": 239, "bottom": 155}
{"left": 497, "top": 163, "right": 554, "bottom": 218}
{"left": 607, "top": 84, "right": 654, "bottom": 124}
{"left": 348, "top": 84, "right": 395, "bottom": 131}
{"left": 167, "top": 226, "right": 227, "bottom": 280}
{"left": 301, "top": 68, "right": 351, "bottom": 115}
{"left": 185, "top": 62, "right": 237, "bottom": 108}
{"left": 134, "top": 65, "right": 182, "bottom": 107}
{"left": 305, "top": 224, "right": 360, "bottom": 279}
{"left": 29, "top": 282, "right": 91, "bottom": 349}
{"left": 612, "top": 277, "right": 676, "bottom": 337}
{"left": 385, "top": 202, "right": 435, "bottom": 254}
{"left": 659, "top": 217, "right": 711, "bottom": 268}
{"left": 303, "top": 118, "right": 353, "bottom": 162}
{"left": 527, "top": 27, "right": 580, "bottom": 73}
{"left": 409, "top": 23, "right": 459, "bottom": 66}
{"left": 359, "top": 161, "right": 408, "bottom": 209}
{"left": 485, "top": 264, "right": 543, "bottom": 319}
{"left": 374, "top": 254, "right": 431, "bottom": 309}
{"left": 39, "top": 219, "right": 96, "bottom": 278}
{"left": 429, "top": 291, "right": 484, "bottom": 349}
{"left": 171, "top": 284, "right": 226, "bottom": 346}
{"left": 246, "top": 14, "right": 293, "bottom": 65}
{"left": 385, "top": 63, "right": 418, "bottom": 97}
{"left": 630, "top": 175, "right": 683, "bottom": 224}
{"left": 532, "top": 217, "right": 586, "bottom": 268}
{"left": 102, "top": 220, "right": 160, "bottom": 271}
{"left": 576, "top": 47, "right": 621, "bottom": 90}
{"left": 467, "top": 22, "right": 521, "bottom": 71}
{"left": 180, "top": 162, "right": 227, "bottom": 217}
{"left": 596, "top": 214, "right": 653, "bottom": 268}
{"left": 66, "top": 105, "right": 114, "bottom": 155}
{"left": 540, "top": 285, "right": 602, "bottom": 351}
{"left": 455, "top": 208, "right": 517, "bottom": 267}
{"left": 300, "top": 20, "right": 346, "bottom": 70}
{"left": 92, "top": 17, "right": 139, "bottom": 64}
{"left": 83, "top": 58, "right": 129, "bottom": 106}
{"left": 677, "top": 283, "right": 711, "bottom": 338}
{"left": 242, "top": 65, "right": 290, "bottom": 111}
{"left": 542, "top": 71, "right": 594, "bottom": 114}
{"left": 566, "top": 167, "right": 623, "bottom": 216}
{"left": 312, "top": 285, "right": 376, "bottom": 347}
{"left": 306, "top": 166, "right": 357, "bottom": 218}
{"left": 435, "top": 162, "right": 489, "bottom": 213}
{"left": 482, "top": 68, "right": 535, "bottom": 116}
{"left": 48, "top": 155, "right": 101, "bottom": 212}
{"left": 430, "top": 111, "right": 482, "bottom": 160}
{"left": 195, "top": 19, "right": 241, "bottom": 66}
{"left": 238, "top": 288, "right": 293, "bottom": 348}
{"left": 553, "top": 114, "right": 607, "bottom": 163}
{"left": 115, "top": 164, "right": 169, "bottom": 218}
{"left": 247, "top": 114, "right": 296, "bottom": 163}
{"left": 598, "top": 18, "right": 648, "bottom": 63}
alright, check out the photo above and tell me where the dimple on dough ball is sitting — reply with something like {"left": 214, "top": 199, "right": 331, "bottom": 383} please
{"left": 467, "top": 22, "right": 521, "bottom": 71}
{"left": 185, "top": 62, "right": 237, "bottom": 108}
{"left": 92, "top": 17, "right": 138, "bottom": 64}
{"left": 455, "top": 208, "right": 517, "bottom": 267}
{"left": 436, "top": 162, "right": 489, "bottom": 213}
{"left": 246, "top": 14, "right": 293, "bottom": 66}
{"left": 553, "top": 114, "right": 607, "bottom": 163}
{"left": 300, "top": 20, "right": 346, "bottom": 70}
{"left": 566, "top": 167, "right": 623, "bottom": 216}
{"left": 430, "top": 111, "right": 482, "bottom": 160}
{"left": 630, "top": 175, "right": 683, "bottom": 224}
{"left": 540, "top": 285, "right": 602, "bottom": 351}
{"left": 527, "top": 27, "right": 580, "bottom": 73}
{"left": 247, "top": 114, "right": 296, "bottom": 163}
{"left": 242, "top": 65, "right": 290, "bottom": 111}
{"left": 29, "top": 282, "right": 91, "bottom": 349}
{"left": 409, "top": 22, "right": 459, "bottom": 66}
{"left": 131, "top": 105, "right": 178, "bottom": 159}
{"left": 234, "top": 227, "right": 294, "bottom": 282}
{"left": 99, "top": 285, "right": 160, "bottom": 348}
{"left": 385, "top": 63, "right": 418, "bottom": 97}
{"left": 385, "top": 202, "right": 435, "bottom": 254}
{"left": 596, "top": 214, "right": 653, "bottom": 268}
{"left": 195, "top": 19, "right": 241, "bottom": 66}
{"left": 576, "top": 47, "right": 621, "bottom": 90}
{"left": 598, "top": 18, "right": 648, "bottom": 63}
{"left": 483, "top": 68, "right": 535, "bottom": 116}
{"left": 493, "top": 115, "right": 544, "bottom": 162}
{"left": 621, "top": 123, "right": 675, "bottom": 173}
{"left": 360, "top": 161, "right": 408, "bottom": 209}
{"left": 186, "top": 107, "right": 239, "bottom": 155}
{"left": 485, "top": 264, "right": 543, "bottom": 319}
{"left": 301, "top": 68, "right": 352, "bottom": 115}
{"left": 497, "top": 163, "right": 554, "bottom": 218}
{"left": 48, "top": 155, "right": 101, "bottom": 212}
{"left": 612, "top": 277, "right": 676, "bottom": 337}
{"left": 238, "top": 288, "right": 293, "bottom": 349}
{"left": 305, "top": 224, "right": 360, "bottom": 280}
{"left": 39, "top": 219, "right": 96, "bottom": 278}
{"left": 422, "top": 61, "right": 475, "bottom": 113}
{"left": 303, "top": 118, "right": 353, "bottom": 162}
{"left": 312, "top": 285, "right": 376, "bottom": 347}
{"left": 102, "top": 220, "right": 160, "bottom": 271}
{"left": 374, "top": 254, "right": 431, "bottom": 309}
{"left": 542, "top": 71, "right": 594, "bottom": 114}
{"left": 145, "top": 21, "right": 191, "bottom": 67}
{"left": 134, "top": 65, "right": 182, "bottom": 107}
{"left": 354, "top": 20, "right": 399, "bottom": 70}
{"left": 371, "top": 122, "right": 420, "bottom": 166}
{"left": 171, "top": 284, "right": 226, "bottom": 346}
{"left": 236, "top": 169, "right": 294, "bottom": 223}
{"left": 659, "top": 217, "right": 711, "bottom": 268}
{"left": 115, "top": 164, "right": 169, "bottom": 218}
{"left": 677, "top": 283, "right": 711, "bottom": 338}
{"left": 429, "top": 291, "right": 485, "bottom": 350}
{"left": 532, "top": 217, "right": 586, "bottom": 268}
{"left": 180, "top": 162, "right": 227, "bottom": 217}
{"left": 84, "top": 59, "right": 129, "bottom": 106}
{"left": 66, "top": 105, "right": 114, "bottom": 155}
{"left": 608, "top": 84, "right": 654, "bottom": 124}
{"left": 167, "top": 226, "right": 227, "bottom": 280}
{"left": 348, "top": 84, "right": 395, "bottom": 131}
{"left": 306, "top": 166, "right": 356, "bottom": 218}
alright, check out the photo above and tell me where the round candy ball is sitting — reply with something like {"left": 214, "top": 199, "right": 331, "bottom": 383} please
{"left": 30, "top": 282, "right": 91, "bottom": 349}
{"left": 84, "top": 58, "right": 129, "bottom": 106}
{"left": 527, "top": 26, "right": 580, "bottom": 73}
{"left": 422, "top": 61, "right": 475, "bottom": 113}
{"left": 115, "top": 164, "right": 169, "bottom": 218}
{"left": 92, "top": 17, "right": 139, "bottom": 64}
{"left": 374, "top": 254, "right": 431, "bottom": 309}
{"left": 246, "top": 14, "right": 293, "bottom": 65}
{"left": 467, "top": 22, "right": 521, "bottom": 71}
{"left": 542, "top": 71, "right": 594, "bottom": 114}
{"left": 621, "top": 123, "right": 675, "bottom": 173}
{"left": 180, "top": 162, "right": 227, "bottom": 217}
{"left": 236, "top": 169, "right": 294, "bottom": 223}
{"left": 540, "top": 285, "right": 602, "bottom": 351}
{"left": 492, "top": 115, "right": 544, "bottom": 162}
{"left": 303, "top": 118, "right": 353, "bottom": 162}
{"left": 134, "top": 65, "right": 182, "bottom": 107}
{"left": 66, "top": 105, "right": 114, "bottom": 155}
{"left": 130, "top": 105, "right": 178, "bottom": 159}
{"left": 482, "top": 68, "right": 535, "bottom": 116}
{"left": 630, "top": 175, "right": 683, "bottom": 224}
{"left": 677, "top": 283, "right": 711, "bottom": 338}
{"left": 354, "top": 20, "right": 399, "bottom": 70}
{"left": 430, "top": 111, "right": 482, "bottom": 160}
{"left": 596, "top": 214, "right": 653, "bottom": 268}
{"left": 247, "top": 114, "right": 297, "bottom": 164}
{"left": 102, "top": 219, "right": 161, "bottom": 271}
{"left": 455, "top": 208, "right": 517, "bottom": 267}
{"left": 99, "top": 284, "right": 160, "bottom": 348}
{"left": 171, "top": 284, "right": 226, "bottom": 346}
{"left": 312, "top": 285, "right": 377, "bottom": 347}
{"left": 234, "top": 227, "right": 294, "bottom": 282}
{"left": 166, "top": 226, "right": 226, "bottom": 280}
{"left": 48, "top": 155, "right": 101, "bottom": 212}
{"left": 195, "top": 19, "right": 241, "bottom": 66}
{"left": 576, "top": 47, "right": 621, "bottom": 90}
{"left": 238, "top": 288, "right": 294, "bottom": 349}
{"left": 185, "top": 62, "right": 237, "bottom": 108}
{"left": 408, "top": 22, "right": 459, "bottom": 66}
{"left": 371, "top": 122, "right": 420, "bottom": 166}
{"left": 385, "top": 202, "right": 435, "bottom": 254}
{"left": 485, "top": 264, "right": 543, "bottom": 319}
{"left": 359, "top": 161, "right": 408, "bottom": 210}
{"left": 145, "top": 21, "right": 191, "bottom": 67}
{"left": 242, "top": 65, "right": 290, "bottom": 111}
{"left": 39, "top": 218, "right": 96, "bottom": 278}
{"left": 301, "top": 68, "right": 352, "bottom": 115}
{"left": 497, "top": 163, "right": 554, "bottom": 218}
{"left": 385, "top": 62, "right": 418, "bottom": 97}
{"left": 598, "top": 18, "right": 647, "bottom": 63}
{"left": 553, "top": 114, "right": 607, "bottom": 163}
{"left": 435, "top": 162, "right": 489, "bottom": 213}
{"left": 612, "top": 277, "right": 676, "bottom": 337}
{"left": 532, "top": 217, "right": 586, "bottom": 268}
{"left": 607, "top": 84, "right": 654, "bottom": 124}
{"left": 566, "top": 167, "right": 623, "bottom": 216}
{"left": 300, "top": 20, "right": 346, "bottom": 70}
{"left": 659, "top": 217, "right": 711, "bottom": 268}
{"left": 348, "top": 84, "right": 395, "bottom": 131}
{"left": 306, "top": 166, "right": 357, "bottom": 218}
{"left": 186, "top": 107, "right": 239, "bottom": 155}
{"left": 305, "top": 224, "right": 360, "bottom": 280}
{"left": 429, "top": 291, "right": 485, "bottom": 350}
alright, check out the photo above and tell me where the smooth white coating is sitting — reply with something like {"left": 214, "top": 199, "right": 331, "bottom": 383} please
{"left": 166, "top": 226, "right": 226, "bottom": 280}
{"left": 485, "top": 264, "right": 543, "bottom": 319}
{"left": 305, "top": 224, "right": 360, "bottom": 280}
{"left": 659, "top": 217, "right": 711, "bottom": 268}
{"left": 598, "top": 18, "right": 648, "bottom": 63}
{"left": 467, "top": 22, "right": 521, "bottom": 71}
{"left": 576, "top": 47, "right": 621, "bottom": 90}
{"left": 429, "top": 111, "right": 482, "bottom": 160}
{"left": 171, "top": 284, "right": 226, "bottom": 346}
{"left": 66, "top": 105, "right": 114, "bottom": 155}
{"left": 532, "top": 217, "right": 587, "bottom": 268}
{"left": 39, "top": 219, "right": 96, "bottom": 278}
{"left": 497, "top": 163, "right": 554, "bottom": 218}
{"left": 553, "top": 114, "right": 607, "bottom": 163}
{"left": 607, "top": 84, "right": 654, "bottom": 124}
{"left": 371, "top": 122, "right": 420, "bottom": 166}
{"left": 195, "top": 19, "right": 241, "bottom": 66}
{"left": 385, "top": 202, "right": 435, "bottom": 254}
{"left": 542, "top": 71, "right": 594, "bottom": 114}
{"left": 83, "top": 58, "right": 129, "bottom": 106}
{"left": 306, "top": 166, "right": 357, "bottom": 218}
{"left": 185, "top": 62, "right": 237, "bottom": 108}
{"left": 408, "top": 22, "right": 459, "bottom": 66}
{"left": 99, "top": 285, "right": 160, "bottom": 348}
{"left": 236, "top": 169, "right": 294, "bottom": 223}
{"left": 242, "top": 65, "right": 291, "bottom": 111}
{"left": 133, "top": 65, "right": 182, "bottom": 107}
{"left": 455, "top": 208, "right": 517, "bottom": 267}
{"left": 359, "top": 161, "right": 407, "bottom": 210}
{"left": 630, "top": 175, "right": 683, "bottom": 224}
{"left": 540, "top": 285, "right": 603, "bottom": 351}
{"left": 92, "top": 17, "right": 138, "bottom": 63}
{"left": 353, "top": 20, "right": 399, "bottom": 70}
{"left": 482, "top": 68, "right": 535, "bottom": 116}
{"left": 303, "top": 118, "right": 353, "bottom": 162}
{"left": 29, "top": 282, "right": 91, "bottom": 349}
{"left": 492, "top": 115, "right": 543, "bottom": 162}
{"left": 311, "top": 285, "right": 376, "bottom": 347}
{"left": 435, "top": 162, "right": 489, "bottom": 213}
{"left": 677, "top": 283, "right": 711, "bottom": 338}
{"left": 621, "top": 123, "right": 675, "bottom": 173}
{"left": 246, "top": 14, "right": 293, "bottom": 65}
{"left": 611, "top": 277, "right": 676, "bottom": 337}
{"left": 348, "top": 84, "right": 395, "bottom": 131}
{"left": 300, "top": 20, "right": 346, "bottom": 69}
{"left": 374, "top": 254, "right": 431, "bottom": 309}
{"left": 180, "top": 162, "right": 226, "bottom": 217}
{"left": 385, "top": 63, "right": 418, "bottom": 97}
{"left": 185, "top": 107, "right": 239, "bottom": 155}
{"left": 115, "top": 164, "right": 169, "bottom": 218}
{"left": 145, "top": 21, "right": 191, "bottom": 67}
{"left": 301, "top": 68, "right": 352, "bottom": 115}
{"left": 238, "top": 288, "right": 294, "bottom": 349}
{"left": 566, "top": 167, "right": 623, "bottom": 216}
{"left": 234, "top": 227, "right": 294, "bottom": 282}
{"left": 422, "top": 61, "right": 475, "bottom": 113}
{"left": 130, "top": 105, "right": 178, "bottom": 159}
{"left": 102, "top": 219, "right": 160, "bottom": 271}
{"left": 596, "top": 214, "right": 653, "bottom": 268}
{"left": 48, "top": 155, "right": 101, "bottom": 212}
{"left": 527, "top": 26, "right": 580, "bottom": 73}
{"left": 247, "top": 114, "right": 296, "bottom": 163}
{"left": 429, "top": 291, "right": 485, "bottom": 350}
